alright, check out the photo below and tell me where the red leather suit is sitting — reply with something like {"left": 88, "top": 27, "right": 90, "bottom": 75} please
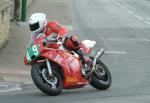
{"left": 44, "top": 21, "right": 68, "bottom": 37}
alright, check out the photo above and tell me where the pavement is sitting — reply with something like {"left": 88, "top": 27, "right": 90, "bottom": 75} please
{"left": 0, "top": 0, "right": 71, "bottom": 93}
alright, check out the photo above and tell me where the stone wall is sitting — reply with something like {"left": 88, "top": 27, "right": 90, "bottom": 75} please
{"left": 0, "top": 0, "right": 33, "bottom": 50}
{"left": 0, "top": 0, "right": 13, "bottom": 49}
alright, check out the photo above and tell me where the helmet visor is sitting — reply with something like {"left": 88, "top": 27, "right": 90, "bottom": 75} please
{"left": 29, "top": 22, "right": 39, "bottom": 31}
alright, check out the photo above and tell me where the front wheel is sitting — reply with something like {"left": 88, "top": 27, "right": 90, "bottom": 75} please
{"left": 90, "top": 60, "right": 112, "bottom": 90}
{"left": 31, "top": 63, "right": 63, "bottom": 96}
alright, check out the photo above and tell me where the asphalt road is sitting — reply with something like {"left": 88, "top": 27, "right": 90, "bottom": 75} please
{"left": 1, "top": 0, "right": 150, "bottom": 103}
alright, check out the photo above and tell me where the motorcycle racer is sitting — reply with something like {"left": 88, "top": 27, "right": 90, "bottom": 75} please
{"left": 28, "top": 13, "right": 67, "bottom": 45}
{"left": 28, "top": 13, "right": 92, "bottom": 75}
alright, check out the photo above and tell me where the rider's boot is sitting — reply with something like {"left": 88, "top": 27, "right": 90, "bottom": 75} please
{"left": 82, "top": 56, "right": 93, "bottom": 75}
{"left": 76, "top": 49, "right": 93, "bottom": 75}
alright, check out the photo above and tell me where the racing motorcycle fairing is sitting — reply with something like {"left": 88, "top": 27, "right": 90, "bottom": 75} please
{"left": 40, "top": 49, "right": 89, "bottom": 88}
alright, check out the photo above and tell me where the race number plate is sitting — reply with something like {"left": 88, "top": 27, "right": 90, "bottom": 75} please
{"left": 26, "top": 45, "right": 39, "bottom": 63}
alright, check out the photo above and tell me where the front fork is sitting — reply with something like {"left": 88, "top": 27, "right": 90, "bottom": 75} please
{"left": 85, "top": 48, "right": 105, "bottom": 78}
{"left": 91, "top": 48, "right": 105, "bottom": 73}
{"left": 46, "top": 59, "right": 53, "bottom": 76}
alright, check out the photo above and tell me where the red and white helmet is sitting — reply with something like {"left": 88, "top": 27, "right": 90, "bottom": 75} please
{"left": 29, "top": 13, "right": 47, "bottom": 34}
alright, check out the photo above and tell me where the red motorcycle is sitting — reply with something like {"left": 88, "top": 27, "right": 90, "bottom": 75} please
{"left": 24, "top": 34, "right": 112, "bottom": 96}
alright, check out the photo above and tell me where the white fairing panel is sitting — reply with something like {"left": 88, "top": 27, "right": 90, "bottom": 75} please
{"left": 82, "top": 40, "right": 96, "bottom": 48}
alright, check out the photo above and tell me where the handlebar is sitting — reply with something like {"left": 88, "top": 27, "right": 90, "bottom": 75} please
{"left": 42, "top": 38, "right": 62, "bottom": 51}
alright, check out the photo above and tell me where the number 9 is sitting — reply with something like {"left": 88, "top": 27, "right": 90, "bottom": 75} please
{"left": 32, "top": 45, "right": 39, "bottom": 56}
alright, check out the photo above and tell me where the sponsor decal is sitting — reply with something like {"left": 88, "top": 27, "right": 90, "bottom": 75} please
{"left": 66, "top": 76, "right": 78, "bottom": 83}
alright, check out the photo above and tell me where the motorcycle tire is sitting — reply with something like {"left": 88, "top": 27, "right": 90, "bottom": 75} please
{"left": 31, "top": 63, "right": 63, "bottom": 96}
{"left": 90, "top": 60, "right": 112, "bottom": 90}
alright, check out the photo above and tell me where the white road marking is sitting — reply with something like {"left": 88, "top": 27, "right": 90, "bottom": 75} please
{"left": 127, "top": 10, "right": 134, "bottom": 15}
{"left": 0, "top": 87, "right": 22, "bottom": 93}
{"left": 112, "top": 0, "right": 150, "bottom": 26}
{"left": 0, "top": 84, "right": 22, "bottom": 93}
{"left": 108, "top": 38, "right": 150, "bottom": 42}
{"left": 105, "top": 51, "right": 127, "bottom": 54}
{"left": 63, "top": 25, "right": 74, "bottom": 31}
{"left": 134, "top": 15, "right": 143, "bottom": 21}
{"left": 144, "top": 21, "right": 150, "bottom": 25}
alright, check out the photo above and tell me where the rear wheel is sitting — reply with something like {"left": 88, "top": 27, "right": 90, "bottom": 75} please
{"left": 90, "top": 60, "right": 112, "bottom": 90}
{"left": 31, "top": 63, "right": 63, "bottom": 96}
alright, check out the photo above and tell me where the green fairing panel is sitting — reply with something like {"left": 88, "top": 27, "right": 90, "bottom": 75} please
{"left": 26, "top": 45, "right": 40, "bottom": 63}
